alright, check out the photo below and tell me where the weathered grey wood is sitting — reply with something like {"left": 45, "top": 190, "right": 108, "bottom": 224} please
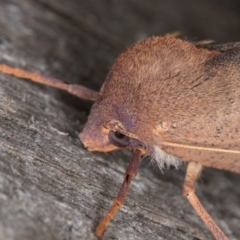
{"left": 0, "top": 1, "right": 240, "bottom": 240}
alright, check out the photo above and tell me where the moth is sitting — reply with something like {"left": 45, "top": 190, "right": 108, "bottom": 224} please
{"left": 1, "top": 34, "right": 239, "bottom": 240}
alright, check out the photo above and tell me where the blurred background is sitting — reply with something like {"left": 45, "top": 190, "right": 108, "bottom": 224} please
{"left": 1, "top": 0, "right": 240, "bottom": 91}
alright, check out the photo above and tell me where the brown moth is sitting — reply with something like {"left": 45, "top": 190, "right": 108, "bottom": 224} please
{"left": 1, "top": 34, "right": 239, "bottom": 240}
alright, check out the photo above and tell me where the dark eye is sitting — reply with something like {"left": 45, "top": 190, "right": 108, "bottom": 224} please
{"left": 108, "top": 130, "right": 130, "bottom": 147}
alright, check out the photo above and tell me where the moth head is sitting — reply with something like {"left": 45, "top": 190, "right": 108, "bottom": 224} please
{"left": 79, "top": 102, "right": 179, "bottom": 170}
{"left": 79, "top": 99, "right": 146, "bottom": 153}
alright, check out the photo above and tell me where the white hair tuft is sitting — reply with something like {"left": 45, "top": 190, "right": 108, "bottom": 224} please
{"left": 151, "top": 145, "right": 181, "bottom": 170}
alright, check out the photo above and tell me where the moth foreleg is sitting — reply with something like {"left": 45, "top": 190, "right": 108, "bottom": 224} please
{"left": 95, "top": 149, "right": 142, "bottom": 238}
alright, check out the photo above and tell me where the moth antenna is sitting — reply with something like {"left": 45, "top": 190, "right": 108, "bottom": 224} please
{"left": 0, "top": 64, "right": 98, "bottom": 101}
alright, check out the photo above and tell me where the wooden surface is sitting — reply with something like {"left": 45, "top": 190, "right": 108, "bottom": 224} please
{"left": 0, "top": 1, "right": 240, "bottom": 240}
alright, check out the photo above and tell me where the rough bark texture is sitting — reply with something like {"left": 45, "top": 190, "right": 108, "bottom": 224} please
{"left": 0, "top": 1, "right": 240, "bottom": 240}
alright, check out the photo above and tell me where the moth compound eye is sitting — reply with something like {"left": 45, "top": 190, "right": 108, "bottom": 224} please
{"left": 108, "top": 130, "right": 130, "bottom": 147}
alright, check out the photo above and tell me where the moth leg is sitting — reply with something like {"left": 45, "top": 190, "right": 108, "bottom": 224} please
{"left": 0, "top": 64, "right": 98, "bottom": 101}
{"left": 183, "top": 162, "right": 228, "bottom": 240}
{"left": 95, "top": 149, "right": 142, "bottom": 238}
